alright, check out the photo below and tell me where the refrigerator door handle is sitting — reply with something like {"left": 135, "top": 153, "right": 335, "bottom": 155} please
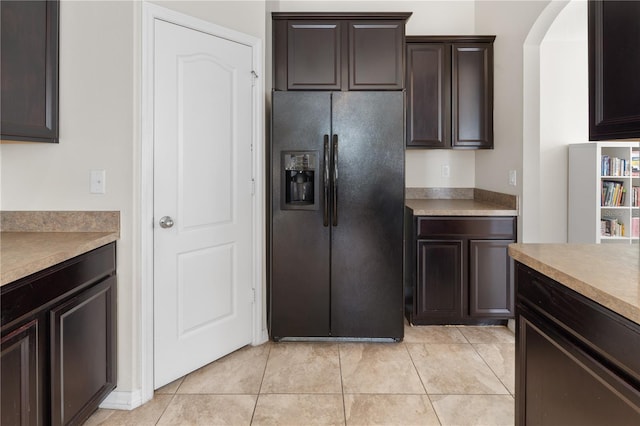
{"left": 323, "top": 135, "right": 330, "bottom": 227}
{"left": 332, "top": 134, "right": 338, "bottom": 226}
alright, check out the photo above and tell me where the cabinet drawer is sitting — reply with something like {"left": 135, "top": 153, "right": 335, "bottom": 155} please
{"left": 517, "top": 262, "right": 640, "bottom": 386}
{"left": 1, "top": 243, "right": 116, "bottom": 329}
{"left": 417, "top": 216, "right": 515, "bottom": 239}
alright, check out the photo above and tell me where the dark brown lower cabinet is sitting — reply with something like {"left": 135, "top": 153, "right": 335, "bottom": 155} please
{"left": 469, "top": 239, "right": 514, "bottom": 317}
{"left": 50, "top": 276, "right": 117, "bottom": 425}
{"left": 414, "top": 239, "right": 464, "bottom": 322}
{"left": 0, "top": 319, "right": 43, "bottom": 426}
{"left": 516, "top": 262, "right": 640, "bottom": 425}
{"left": 406, "top": 215, "right": 515, "bottom": 325}
{"left": 1, "top": 243, "right": 117, "bottom": 426}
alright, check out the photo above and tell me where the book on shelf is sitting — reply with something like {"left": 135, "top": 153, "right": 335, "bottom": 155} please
{"left": 633, "top": 150, "right": 639, "bottom": 177}
{"left": 633, "top": 217, "right": 640, "bottom": 238}
{"left": 601, "top": 155, "right": 630, "bottom": 177}
{"left": 601, "top": 180, "right": 626, "bottom": 207}
{"left": 633, "top": 186, "right": 640, "bottom": 207}
{"left": 601, "top": 217, "right": 625, "bottom": 237}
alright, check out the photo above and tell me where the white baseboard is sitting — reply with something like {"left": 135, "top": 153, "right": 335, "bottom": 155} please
{"left": 99, "top": 389, "right": 145, "bottom": 411}
{"left": 255, "top": 328, "right": 269, "bottom": 345}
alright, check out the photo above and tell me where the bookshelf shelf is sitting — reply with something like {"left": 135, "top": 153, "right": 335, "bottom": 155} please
{"left": 569, "top": 142, "right": 640, "bottom": 244}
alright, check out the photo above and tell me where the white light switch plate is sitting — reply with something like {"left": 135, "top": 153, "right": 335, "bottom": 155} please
{"left": 509, "top": 170, "right": 517, "bottom": 186}
{"left": 91, "top": 170, "right": 106, "bottom": 194}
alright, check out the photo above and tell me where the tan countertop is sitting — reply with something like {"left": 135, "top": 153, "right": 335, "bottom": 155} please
{"left": 405, "top": 188, "right": 518, "bottom": 216}
{"left": 0, "top": 211, "right": 120, "bottom": 287}
{"left": 0, "top": 232, "right": 119, "bottom": 286}
{"left": 406, "top": 199, "right": 518, "bottom": 216}
{"left": 509, "top": 243, "right": 640, "bottom": 325}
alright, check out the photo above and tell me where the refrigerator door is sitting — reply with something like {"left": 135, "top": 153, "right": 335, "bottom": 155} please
{"left": 330, "top": 91, "right": 405, "bottom": 339}
{"left": 270, "top": 91, "right": 332, "bottom": 338}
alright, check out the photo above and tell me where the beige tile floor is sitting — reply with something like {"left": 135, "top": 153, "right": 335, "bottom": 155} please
{"left": 85, "top": 323, "right": 515, "bottom": 426}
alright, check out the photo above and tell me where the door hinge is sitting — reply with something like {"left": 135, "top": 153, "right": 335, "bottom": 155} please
{"left": 251, "top": 288, "right": 256, "bottom": 304}
{"left": 251, "top": 70, "right": 258, "bottom": 86}
{"left": 251, "top": 178, "right": 256, "bottom": 195}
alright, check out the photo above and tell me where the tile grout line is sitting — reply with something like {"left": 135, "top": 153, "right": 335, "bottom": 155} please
{"left": 471, "top": 342, "right": 514, "bottom": 396}
{"left": 154, "top": 392, "right": 177, "bottom": 425}
{"left": 250, "top": 342, "right": 273, "bottom": 424}
{"left": 402, "top": 341, "right": 444, "bottom": 425}
{"left": 338, "top": 343, "right": 348, "bottom": 426}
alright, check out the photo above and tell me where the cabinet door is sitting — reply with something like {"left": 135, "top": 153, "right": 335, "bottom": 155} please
{"left": 348, "top": 21, "right": 404, "bottom": 90}
{"left": 414, "top": 239, "right": 464, "bottom": 322}
{"left": 286, "top": 21, "right": 342, "bottom": 90}
{"left": 589, "top": 1, "right": 640, "bottom": 140}
{"left": 50, "top": 276, "right": 116, "bottom": 426}
{"left": 0, "top": 0, "right": 59, "bottom": 143}
{"left": 1, "top": 319, "right": 43, "bottom": 426}
{"left": 517, "top": 310, "right": 640, "bottom": 425}
{"left": 451, "top": 43, "right": 493, "bottom": 149}
{"left": 469, "top": 239, "right": 514, "bottom": 318}
{"left": 406, "top": 43, "right": 450, "bottom": 147}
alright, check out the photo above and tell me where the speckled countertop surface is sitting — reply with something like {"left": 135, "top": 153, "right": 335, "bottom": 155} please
{"left": 509, "top": 243, "right": 640, "bottom": 325}
{"left": 406, "top": 199, "right": 518, "bottom": 216}
{"left": 0, "top": 211, "right": 119, "bottom": 287}
{"left": 405, "top": 187, "right": 518, "bottom": 216}
{"left": 1, "top": 232, "right": 119, "bottom": 286}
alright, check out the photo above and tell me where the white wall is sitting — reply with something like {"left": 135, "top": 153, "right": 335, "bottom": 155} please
{"left": 475, "top": 1, "right": 550, "bottom": 195}
{"left": 0, "top": 0, "right": 267, "bottom": 397}
{"left": 474, "top": 0, "right": 550, "bottom": 242}
{"left": 1, "top": 0, "right": 138, "bottom": 391}
{"left": 269, "top": 1, "right": 477, "bottom": 188}
{"left": 539, "top": 0, "right": 588, "bottom": 242}
{"left": 150, "top": 0, "right": 266, "bottom": 39}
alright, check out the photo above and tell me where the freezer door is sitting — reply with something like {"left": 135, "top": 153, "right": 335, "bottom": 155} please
{"left": 330, "top": 91, "right": 405, "bottom": 339}
{"left": 270, "top": 91, "right": 332, "bottom": 338}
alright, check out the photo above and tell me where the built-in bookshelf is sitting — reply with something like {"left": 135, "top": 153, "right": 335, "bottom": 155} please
{"left": 569, "top": 142, "right": 640, "bottom": 244}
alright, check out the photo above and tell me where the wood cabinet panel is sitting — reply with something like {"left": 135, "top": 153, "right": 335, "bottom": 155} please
{"left": 417, "top": 216, "right": 516, "bottom": 239}
{"left": 0, "top": 243, "right": 116, "bottom": 425}
{"left": 287, "top": 21, "right": 342, "bottom": 90}
{"left": 406, "top": 36, "right": 494, "bottom": 149}
{"left": 348, "top": 21, "right": 404, "bottom": 90}
{"left": 273, "top": 13, "right": 410, "bottom": 91}
{"left": 406, "top": 43, "right": 449, "bottom": 147}
{"left": 518, "top": 313, "right": 640, "bottom": 425}
{"left": 516, "top": 262, "right": 640, "bottom": 424}
{"left": 589, "top": 0, "right": 640, "bottom": 140}
{"left": 1, "top": 319, "right": 43, "bottom": 426}
{"left": 0, "top": 0, "right": 59, "bottom": 143}
{"left": 469, "top": 239, "right": 514, "bottom": 317}
{"left": 407, "top": 216, "right": 515, "bottom": 325}
{"left": 415, "top": 239, "right": 464, "bottom": 321}
{"left": 50, "top": 276, "right": 117, "bottom": 426}
{"left": 452, "top": 44, "right": 493, "bottom": 148}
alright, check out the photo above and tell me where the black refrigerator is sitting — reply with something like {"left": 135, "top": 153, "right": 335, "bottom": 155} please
{"left": 270, "top": 91, "right": 404, "bottom": 340}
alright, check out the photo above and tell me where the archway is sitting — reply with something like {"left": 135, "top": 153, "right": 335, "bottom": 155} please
{"left": 522, "top": 0, "right": 590, "bottom": 243}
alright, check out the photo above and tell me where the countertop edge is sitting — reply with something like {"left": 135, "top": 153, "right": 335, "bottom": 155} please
{"left": 406, "top": 199, "right": 518, "bottom": 217}
{"left": 508, "top": 244, "right": 640, "bottom": 325}
{"left": 1, "top": 232, "right": 119, "bottom": 286}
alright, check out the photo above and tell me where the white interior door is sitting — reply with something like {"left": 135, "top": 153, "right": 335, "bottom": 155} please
{"left": 153, "top": 18, "right": 254, "bottom": 388}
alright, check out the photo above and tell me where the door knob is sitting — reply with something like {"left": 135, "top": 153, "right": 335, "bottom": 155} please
{"left": 159, "top": 216, "right": 174, "bottom": 229}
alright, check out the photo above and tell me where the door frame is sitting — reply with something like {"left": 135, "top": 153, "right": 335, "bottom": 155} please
{"left": 140, "top": 2, "right": 265, "bottom": 405}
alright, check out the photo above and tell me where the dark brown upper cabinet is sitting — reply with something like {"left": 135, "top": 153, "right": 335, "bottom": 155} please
{"left": 589, "top": 1, "right": 640, "bottom": 141}
{"left": 1, "top": 0, "right": 59, "bottom": 143}
{"left": 406, "top": 36, "right": 494, "bottom": 149}
{"left": 273, "top": 13, "right": 411, "bottom": 91}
